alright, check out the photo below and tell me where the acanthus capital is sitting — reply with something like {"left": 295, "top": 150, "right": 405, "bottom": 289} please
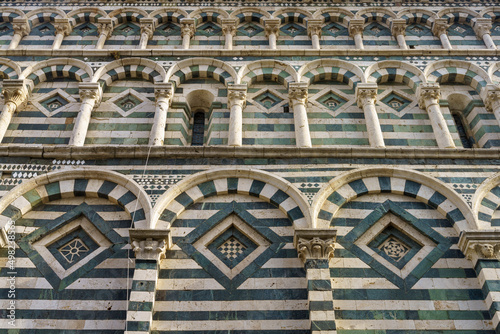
{"left": 294, "top": 228, "right": 337, "bottom": 263}
{"left": 129, "top": 229, "right": 171, "bottom": 261}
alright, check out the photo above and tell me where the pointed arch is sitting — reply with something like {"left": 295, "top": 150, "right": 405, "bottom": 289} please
{"left": 189, "top": 7, "right": 229, "bottom": 25}
{"left": 166, "top": 58, "right": 237, "bottom": 88}
{"left": 298, "top": 59, "right": 364, "bottom": 89}
{"left": 273, "top": 7, "right": 312, "bottom": 24}
{"left": 149, "top": 8, "right": 188, "bottom": 25}
{"left": 0, "top": 57, "right": 21, "bottom": 80}
{"left": 229, "top": 7, "right": 271, "bottom": 25}
{"left": 312, "top": 167, "right": 476, "bottom": 231}
{"left": 355, "top": 7, "right": 396, "bottom": 26}
{"left": 93, "top": 58, "right": 166, "bottom": 90}
{"left": 238, "top": 59, "right": 298, "bottom": 89}
{"left": 152, "top": 167, "right": 311, "bottom": 230}
{"left": 425, "top": 60, "right": 492, "bottom": 95}
{"left": 21, "top": 58, "right": 92, "bottom": 87}
{"left": 26, "top": 8, "right": 66, "bottom": 27}
{"left": 365, "top": 60, "right": 426, "bottom": 92}
{"left": 0, "top": 169, "right": 153, "bottom": 230}
{"left": 312, "top": 8, "right": 354, "bottom": 25}
{"left": 397, "top": 8, "right": 438, "bottom": 28}
{"left": 438, "top": 8, "right": 478, "bottom": 25}
{"left": 67, "top": 7, "right": 107, "bottom": 27}
{"left": 472, "top": 172, "right": 500, "bottom": 229}
{"left": 108, "top": 7, "right": 147, "bottom": 25}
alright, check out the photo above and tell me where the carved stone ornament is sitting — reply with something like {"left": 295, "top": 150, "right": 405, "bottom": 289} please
{"left": 391, "top": 20, "right": 407, "bottom": 37}
{"left": 417, "top": 83, "right": 440, "bottom": 109}
{"left": 12, "top": 20, "right": 30, "bottom": 37}
{"left": 307, "top": 24, "right": 322, "bottom": 38}
{"left": 474, "top": 18, "right": 493, "bottom": 38}
{"left": 355, "top": 84, "right": 378, "bottom": 108}
{"left": 484, "top": 85, "right": 500, "bottom": 112}
{"left": 129, "top": 229, "right": 171, "bottom": 261}
{"left": 288, "top": 83, "right": 308, "bottom": 107}
{"left": 141, "top": 24, "right": 154, "bottom": 39}
{"left": 294, "top": 228, "right": 337, "bottom": 263}
{"left": 180, "top": 19, "right": 196, "bottom": 38}
{"left": 348, "top": 19, "right": 365, "bottom": 37}
{"left": 79, "top": 83, "right": 102, "bottom": 107}
{"left": 264, "top": 19, "right": 280, "bottom": 37}
{"left": 432, "top": 19, "right": 449, "bottom": 37}
{"left": 154, "top": 83, "right": 174, "bottom": 103}
{"left": 458, "top": 230, "right": 500, "bottom": 263}
{"left": 228, "top": 88, "right": 247, "bottom": 109}
{"left": 97, "top": 23, "right": 113, "bottom": 37}
{"left": 54, "top": 20, "right": 71, "bottom": 36}
{"left": 2, "top": 79, "right": 29, "bottom": 108}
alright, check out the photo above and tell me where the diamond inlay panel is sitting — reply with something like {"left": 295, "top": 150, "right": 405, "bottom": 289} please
{"left": 219, "top": 237, "right": 247, "bottom": 261}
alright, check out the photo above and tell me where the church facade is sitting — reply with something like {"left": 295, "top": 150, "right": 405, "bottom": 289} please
{"left": 0, "top": 1, "right": 500, "bottom": 333}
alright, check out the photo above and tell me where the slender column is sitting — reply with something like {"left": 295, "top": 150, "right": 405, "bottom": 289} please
{"left": 125, "top": 229, "right": 171, "bottom": 334}
{"left": 459, "top": 231, "right": 500, "bottom": 333}
{"left": 349, "top": 18, "right": 365, "bottom": 50}
{"left": 227, "top": 84, "right": 247, "bottom": 147}
{"left": 307, "top": 19, "right": 323, "bottom": 50}
{"left": 0, "top": 80, "right": 29, "bottom": 144}
{"left": 432, "top": 18, "right": 452, "bottom": 50}
{"left": 289, "top": 82, "right": 312, "bottom": 148}
{"left": 149, "top": 83, "right": 174, "bottom": 146}
{"left": 221, "top": 18, "right": 237, "bottom": 50}
{"left": 180, "top": 18, "right": 195, "bottom": 50}
{"left": 294, "top": 229, "right": 337, "bottom": 334}
{"left": 417, "top": 83, "right": 455, "bottom": 149}
{"left": 474, "top": 18, "right": 496, "bottom": 50}
{"left": 139, "top": 18, "right": 155, "bottom": 50}
{"left": 52, "top": 18, "right": 71, "bottom": 50}
{"left": 264, "top": 19, "right": 280, "bottom": 50}
{"left": 96, "top": 18, "right": 113, "bottom": 50}
{"left": 355, "top": 83, "right": 385, "bottom": 148}
{"left": 391, "top": 19, "right": 408, "bottom": 50}
{"left": 69, "top": 83, "right": 102, "bottom": 147}
{"left": 484, "top": 85, "right": 500, "bottom": 129}
{"left": 9, "top": 18, "right": 30, "bottom": 50}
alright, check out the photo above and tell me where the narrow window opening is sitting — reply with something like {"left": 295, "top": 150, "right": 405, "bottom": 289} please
{"left": 283, "top": 105, "right": 289, "bottom": 113}
{"left": 191, "top": 111, "right": 205, "bottom": 146}
{"left": 452, "top": 112, "right": 472, "bottom": 148}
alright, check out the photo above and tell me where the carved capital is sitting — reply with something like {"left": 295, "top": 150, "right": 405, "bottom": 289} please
{"left": 474, "top": 18, "right": 493, "bottom": 38}
{"left": 264, "top": 19, "right": 280, "bottom": 37}
{"left": 288, "top": 82, "right": 308, "bottom": 107}
{"left": 54, "top": 19, "right": 71, "bottom": 36}
{"left": 349, "top": 19, "right": 365, "bottom": 37}
{"left": 485, "top": 85, "right": 500, "bottom": 112}
{"left": 294, "top": 229, "right": 336, "bottom": 263}
{"left": 154, "top": 83, "right": 174, "bottom": 103}
{"left": 307, "top": 19, "right": 323, "bottom": 38}
{"left": 12, "top": 18, "right": 30, "bottom": 37}
{"left": 391, "top": 19, "right": 407, "bottom": 37}
{"left": 79, "top": 82, "right": 102, "bottom": 107}
{"left": 140, "top": 24, "right": 154, "bottom": 39}
{"left": 355, "top": 83, "right": 377, "bottom": 108}
{"left": 97, "top": 18, "right": 113, "bottom": 37}
{"left": 458, "top": 231, "right": 500, "bottom": 264}
{"left": 432, "top": 19, "right": 449, "bottom": 37}
{"left": 221, "top": 19, "right": 237, "bottom": 36}
{"left": 417, "top": 83, "right": 440, "bottom": 109}
{"left": 228, "top": 84, "right": 247, "bottom": 109}
{"left": 2, "top": 79, "right": 29, "bottom": 108}
{"left": 180, "top": 18, "right": 196, "bottom": 38}
{"left": 129, "top": 229, "right": 171, "bottom": 261}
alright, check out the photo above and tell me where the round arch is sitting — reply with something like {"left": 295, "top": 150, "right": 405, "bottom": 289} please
{"left": 355, "top": 7, "right": 396, "bottom": 26}
{"left": 108, "top": 7, "right": 148, "bottom": 24}
{"left": 397, "top": 8, "right": 438, "bottom": 28}
{"left": 189, "top": 7, "right": 229, "bottom": 25}
{"left": 149, "top": 8, "right": 189, "bottom": 25}
{"left": 67, "top": 7, "right": 107, "bottom": 27}
{"left": 152, "top": 167, "right": 312, "bottom": 230}
{"left": 480, "top": 7, "right": 500, "bottom": 20}
{"left": 273, "top": 7, "right": 312, "bottom": 24}
{"left": 166, "top": 58, "right": 237, "bottom": 88}
{"left": 0, "top": 57, "right": 22, "bottom": 80}
{"left": 238, "top": 59, "right": 298, "bottom": 88}
{"left": 21, "top": 58, "right": 93, "bottom": 87}
{"left": 0, "top": 169, "right": 153, "bottom": 230}
{"left": 472, "top": 172, "right": 500, "bottom": 229}
{"left": 298, "top": 59, "right": 364, "bottom": 89}
{"left": 312, "top": 8, "right": 354, "bottom": 25}
{"left": 229, "top": 7, "right": 271, "bottom": 25}
{"left": 0, "top": 7, "right": 25, "bottom": 22}
{"left": 365, "top": 60, "right": 426, "bottom": 92}
{"left": 312, "top": 167, "right": 476, "bottom": 231}
{"left": 438, "top": 8, "right": 478, "bottom": 25}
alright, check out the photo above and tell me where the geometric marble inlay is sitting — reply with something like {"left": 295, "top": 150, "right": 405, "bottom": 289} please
{"left": 253, "top": 90, "right": 283, "bottom": 110}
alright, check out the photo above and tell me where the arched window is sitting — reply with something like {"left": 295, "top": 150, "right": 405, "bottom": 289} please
{"left": 191, "top": 111, "right": 205, "bottom": 146}
{"left": 451, "top": 112, "right": 472, "bottom": 148}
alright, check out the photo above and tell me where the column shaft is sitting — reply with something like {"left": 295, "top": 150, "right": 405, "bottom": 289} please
{"left": 52, "top": 33, "right": 65, "bottom": 50}
{"left": 268, "top": 33, "right": 277, "bottom": 49}
{"left": 228, "top": 104, "right": 243, "bottom": 146}
{"left": 426, "top": 101, "right": 455, "bottom": 148}
{"left": 311, "top": 34, "right": 320, "bottom": 50}
{"left": 8, "top": 33, "right": 22, "bottom": 50}
{"left": 96, "top": 33, "right": 107, "bottom": 49}
{"left": 139, "top": 33, "right": 149, "bottom": 49}
{"left": 483, "top": 33, "right": 496, "bottom": 50}
{"left": 396, "top": 34, "right": 408, "bottom": 49}
{"left": 363, "top": 102, "right": 385, "bottom": 148}
{"left": 293, "top": 102, "right": 312, "bottom": 148}
{"left": 225, "top": 32, "right": 233, "bottom": 50}
{"left": 440, "top": 33, "right": 452, "bottom": 50}
{"left": 0, "top": 102, "right": 17, "bottom": 144}
{"left": 149, "top": 99, "right": 170, "bottom": 146}
{"left": 182, "top": 34, "right": 191, "bottom": 49}
{"left": 354, "top": 33, "right": 364, "bottom": 50}
{"left": 69, "top": 98, "right": 96, "bottom": 146}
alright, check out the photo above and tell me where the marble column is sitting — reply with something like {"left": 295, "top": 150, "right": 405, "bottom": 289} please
{"left": 69, "top": 83, "right": 102, "bottom": 147}
{"left": 52, "top": 18, "right": 71, "bottom": 50}
{"left": 289, "top": 82, "right": 312, "bottom": 148}
{"left": 417, "top": 83, "right": 455, "bottom": 148}
{"left": 294, "top": 229, "right": 337, "bottom": 334}
{"left": 125, "top": 229, "right": 171, "bottom": 334}
{"left": 432, "top": 18, "right": 452, "bottom": 50}
{"left": 180, "top": 18, "right": 195, "bottom": 50}
{"left": 391, "top": 19, "right": 408, "bottom": 50}
{"left": 0, "top": 80, "right": 29, "bottom": 144}
{"left": 264, "top": 19, "right": 280, "bottom": 50}
{"left": 139, "top": 18, "right": 155, "bottom": 50}
{"left": 221, "top": 18, "right": 237, "bottom": 50}
{"left": 459, "top": 231, "right": 500, "bottom": 333}
{"left": 149, "top": 83, "right": 174, "bottom": 146}
{"left": 227, "top": 84, "right": 247, "bottom": 147}
{"left": 8, "top": 18, "right": 30, "bottom": 50}
{"left": 307, "top": 19, "right": 323, "bottom": 50}
{"left": 96, "top": 18, "right": 113, "bottom": 50}
{"left": 474, "top": 18, "right": 496, "bottom": 50}
{"left": 484, "top": 85, "right": 500, "bottom": 130}
{"left": 349, "top": 18, "right": 365, "bottom": 50}
{"left": 355, "top": 83, "right": 385, "bottom": 148}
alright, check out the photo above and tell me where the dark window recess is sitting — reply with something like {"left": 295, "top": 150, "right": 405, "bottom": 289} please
{"left": 283, "top": 105, "right": 290, "bottom": 113}
{"left": 191, "top": 111, "right": 205, "bottom": 146}
{"left": 452, "top": 113, "right": 472, "bottom": 148}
